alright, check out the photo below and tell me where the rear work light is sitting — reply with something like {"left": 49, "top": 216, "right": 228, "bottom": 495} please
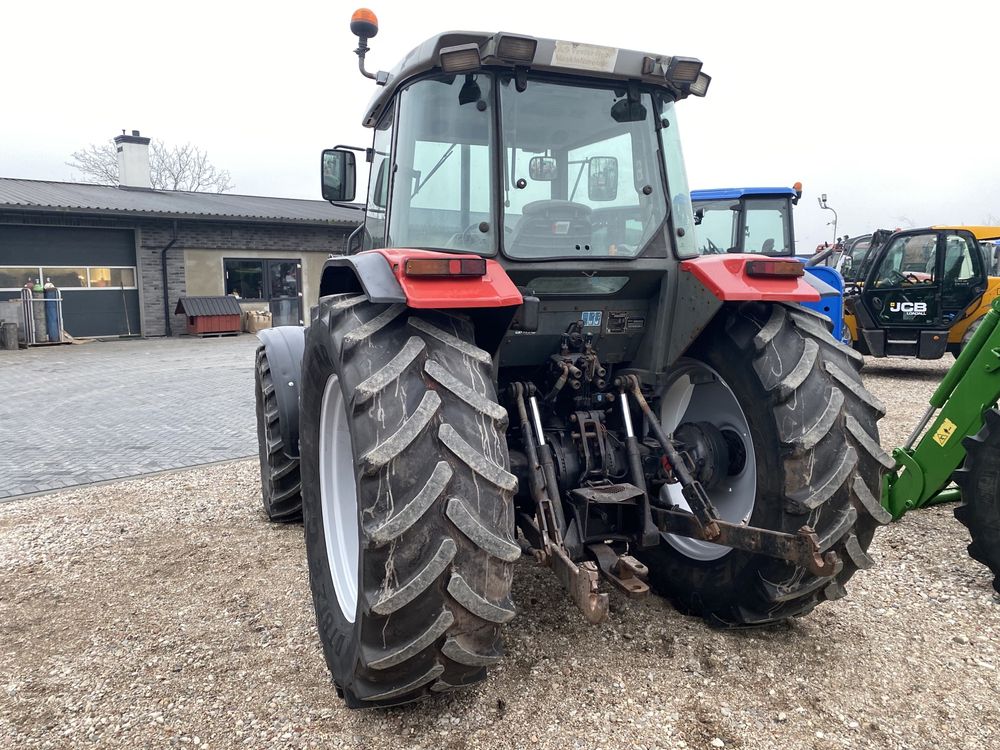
{"left": 440, "top": 43, "right": 482, "bottom": 73}
{"left": 496, "top": 34, "right": 537, "bottom": 63}
{"left": 745, "top": 259, "right": 805, "bottom": 278}
{"left": 404, "top": 257, "right": 487, "bottom": 277}
{"left": 665, "top": 56, "right": 703, "bottom": 85}
{"left": 688, "top": 71, "right": 711, "bottom": 97}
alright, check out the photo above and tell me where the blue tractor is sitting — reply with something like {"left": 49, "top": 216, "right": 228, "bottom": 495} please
{"left": 691, "top": 185, "right": 848, "bottom": 342}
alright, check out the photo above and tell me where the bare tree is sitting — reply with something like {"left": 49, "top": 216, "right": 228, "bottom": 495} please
{"left": 67, "top": 139, "right": 235, "bottom": 193}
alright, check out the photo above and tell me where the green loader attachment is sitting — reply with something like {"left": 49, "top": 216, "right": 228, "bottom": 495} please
{"left": 883, "top": 297, "right": 1000, "bottom": 591}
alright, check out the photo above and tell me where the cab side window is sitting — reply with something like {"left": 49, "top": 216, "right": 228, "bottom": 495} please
{"left": 874, "top": 234, "right": 937, "bottom": 287}
{"left": 363, "top": 103, "right": 394, "bottom": 250}
{"left": 694, "top": 200, "right": 736, "bottom": 254}
{"left": 940, "top": 234, "right": 983, "bottom": 307}
{"left": 942, "top": 235, "right": 977, "bottom": 285}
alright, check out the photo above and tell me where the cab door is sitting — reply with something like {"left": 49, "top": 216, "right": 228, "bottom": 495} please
{"left": 938, "top": 230, "right": 987, "bottom": 327}
{"left": 862, "top": 230, "right": 943, "bottom": 329}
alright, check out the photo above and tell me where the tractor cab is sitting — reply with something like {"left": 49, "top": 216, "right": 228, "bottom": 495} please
{"left": 323, "top": 30, "right": 707, "bottom": 267}
{"left": 690, "top": 185, "right": 800, "bottom": 256}
{"left": 320, "top": 27, "right": 717, "bottom": 367}
{"left": 846, "top": 225, "right": 1000, "bottom": 358}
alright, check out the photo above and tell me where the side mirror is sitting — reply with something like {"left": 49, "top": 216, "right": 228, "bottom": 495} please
{"left": 321, "top": 149, "right": 357, "bottom": 202}
{"left": 587, "top": 157, "right": 618, "bottom": 201}
{"left": 528, "top": 156, "right": 557, "bottom": 181}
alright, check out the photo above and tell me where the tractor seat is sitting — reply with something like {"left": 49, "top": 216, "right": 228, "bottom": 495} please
{"left": 509, "top": 200, "right": 593, "bottom": 256}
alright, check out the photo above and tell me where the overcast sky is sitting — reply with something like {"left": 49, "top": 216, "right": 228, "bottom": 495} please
{"left": 2, "top": 0, "right": 998, "bottom": 251}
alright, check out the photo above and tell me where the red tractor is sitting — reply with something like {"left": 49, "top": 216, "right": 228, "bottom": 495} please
{"left": 254, "top": 10, "right": 887, "bottom": 707}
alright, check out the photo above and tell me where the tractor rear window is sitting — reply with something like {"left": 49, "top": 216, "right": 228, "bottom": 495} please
{"left": 499, "top": 76, "right": 668, "bottom": 260}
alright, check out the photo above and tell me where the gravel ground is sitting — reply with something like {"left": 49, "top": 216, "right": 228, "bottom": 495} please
{"left": 2, "top": 356, "right": 998, "bottom": 750}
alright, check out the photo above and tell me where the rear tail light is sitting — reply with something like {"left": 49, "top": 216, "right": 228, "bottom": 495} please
{"left": 745, "top": 259, "right": 805, "bottom": 278}
{"left": 404, "top": 257, "right": 487, "bottom": 277}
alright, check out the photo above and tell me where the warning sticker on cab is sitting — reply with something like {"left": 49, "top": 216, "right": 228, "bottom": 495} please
{"left": 932, "top": 418, "right": 958, "bottom": 447}
{"left": 581, "top": 310, "right": 603, "bottom": 327}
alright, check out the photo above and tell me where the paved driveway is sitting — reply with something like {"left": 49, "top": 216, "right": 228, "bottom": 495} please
{"left": 0, "top": 335, "right": 261, "bottom": 500}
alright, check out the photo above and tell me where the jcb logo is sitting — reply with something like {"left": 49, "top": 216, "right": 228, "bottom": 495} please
{"left": 889, "top": 301, "right": 928, "bottom": 315}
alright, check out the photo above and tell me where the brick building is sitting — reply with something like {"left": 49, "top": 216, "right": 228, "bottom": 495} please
{"left": 0, "top": 132, "right": 359, "bottom": 337}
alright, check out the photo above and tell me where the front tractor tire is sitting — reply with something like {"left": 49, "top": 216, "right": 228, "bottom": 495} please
{"left": 640, "top": 303, "right": 891, "bottom": 626}
{"left": 954, "top": 408, "right": 1000, "bottom": 594}
{"left": 299, "top": 294, "right": 518, "bottom": 707}
{"left": 255, "top": 346, "right": 303, "bottom": 522}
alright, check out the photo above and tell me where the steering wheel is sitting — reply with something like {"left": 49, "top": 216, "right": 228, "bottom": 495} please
{"left": 703, "top": 238, "right": 723, "bottom": 255}
{"left": 449, "top": 223, "right": 511, "bottom": 251}
{"left": 881, "top": 269, "right": 908, "bottom": 287}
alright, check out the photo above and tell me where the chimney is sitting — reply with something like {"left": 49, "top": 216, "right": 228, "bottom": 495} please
{"left": 114, "top": 129, "right": 152, "bottom": 189}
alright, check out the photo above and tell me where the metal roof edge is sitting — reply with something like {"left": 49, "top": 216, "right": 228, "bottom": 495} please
{"left": 0, "top": 203, "right": 360, "bottom": 227}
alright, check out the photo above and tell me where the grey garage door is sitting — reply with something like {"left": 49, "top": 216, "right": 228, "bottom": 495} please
{"left": 0, "top": 225, "right": 141, "bottom": 338}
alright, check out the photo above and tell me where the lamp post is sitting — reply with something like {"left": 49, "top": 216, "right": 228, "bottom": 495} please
{"left": 818, "top": 193, "right": 838, "bottom": 244}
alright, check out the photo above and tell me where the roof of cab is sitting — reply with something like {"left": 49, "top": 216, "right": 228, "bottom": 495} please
{"left": 362, "top": 30, "right": 706, "bottom": 127}
{"left": 932, "top": 226, "right": 1000, "bottom": 241}
{"left": 691, "top": 187, "right": 797, "bottom": 202}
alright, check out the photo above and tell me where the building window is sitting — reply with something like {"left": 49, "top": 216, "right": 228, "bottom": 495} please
{"left": 223, "top": 259, "right": 301, "bottom": 301}
{"left": 224, "top": 259, "right": 265, "bottom": 299}
{"left": 0, "top": 265, "right": 138, "bottom": 291}
{"left": 42, "top": 267, "right": 87, "bottom": 288}
{"left": 0, "top": 267, "right": 40, "bottom": 289}
{"left": 88, "top": 267, "right": 137, "bottom": 288}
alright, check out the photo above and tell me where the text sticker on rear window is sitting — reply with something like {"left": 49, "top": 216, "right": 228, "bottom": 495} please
{"left": 581, "top": 311, "right": 602, "bottom": 327}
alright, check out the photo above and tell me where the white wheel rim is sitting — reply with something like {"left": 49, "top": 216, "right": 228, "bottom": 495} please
{"left": 319, "top": 373, "right": 359, "bottom": 622}
{"left": 658, "top": 361, "right": 757, "bottom": 561}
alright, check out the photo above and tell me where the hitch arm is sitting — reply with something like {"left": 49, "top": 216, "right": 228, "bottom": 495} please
{"left": 510, "top": 383, "right": 610, "bottom": 623}
{"left": 619, "top": 375, "right": 722, "bottom": 538}
{"left": 653, "top": 508, "right": 840, "bottom": 577}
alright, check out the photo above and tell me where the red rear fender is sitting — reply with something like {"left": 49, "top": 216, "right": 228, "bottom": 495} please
{"left": 374, "top": 249, "right": 522, "bottom": 309}
{"left": 680, "top": 255, "right": 821, "bottom": 302}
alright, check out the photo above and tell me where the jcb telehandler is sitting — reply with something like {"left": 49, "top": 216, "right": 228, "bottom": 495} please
{"left": 254, "top": 10, "right": 890, "bottom": 707}
{"left": 843, "top": 225, "right": 1000, "bottom": 359}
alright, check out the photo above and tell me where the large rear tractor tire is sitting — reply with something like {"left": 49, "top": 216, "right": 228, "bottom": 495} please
{"left": 640, "top": 303, "right": 891, "bottom": 626}
{"left": 299, "top": 294, "right": 517, "bottom": 707}
{"left": 255, "top": 346, "right": 303, "bottom": 522}
{"left": 954, "top": 408, "right": 1000, "bottom": 594}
